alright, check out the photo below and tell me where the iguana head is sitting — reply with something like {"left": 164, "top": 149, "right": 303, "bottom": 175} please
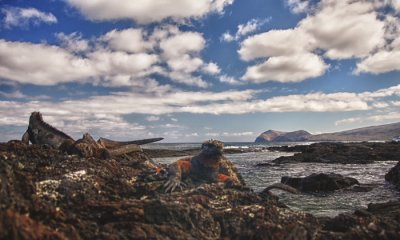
{"left": 200, "top": 139, "right": 224, "bottom": 158}
{"left": 30, "top": 111, "right": 43, "bottom": 123}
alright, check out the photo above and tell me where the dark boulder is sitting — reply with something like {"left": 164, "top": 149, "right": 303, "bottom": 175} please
{"left": 385, "top": 161, "right": 400, "bottom": 189}
{"left": 281, "top": 173, "right": 359, "bottom": 192}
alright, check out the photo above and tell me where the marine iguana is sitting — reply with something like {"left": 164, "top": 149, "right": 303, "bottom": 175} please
{"left": 21, "top": 112, "right": 163, "bottom": 158}
{"left": 164, "top": 139, "right": 244, "bottom": 192}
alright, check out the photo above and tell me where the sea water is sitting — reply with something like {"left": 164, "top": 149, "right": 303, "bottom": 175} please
{"left": 148, "top": 142, "right": 400, "bottom": 217}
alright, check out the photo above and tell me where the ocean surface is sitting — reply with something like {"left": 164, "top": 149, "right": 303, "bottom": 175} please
{"left": 145, "top": 142, "right": 400, "bottom": 217}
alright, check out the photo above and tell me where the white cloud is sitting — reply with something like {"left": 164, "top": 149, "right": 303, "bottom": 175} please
{"left": 286, "top": 0, "right": 310, "bottom": 13}
{"left": 2, "top": 7, "right": 57, "bottom": 28}
{"left": 239, "top": 28, "right": 312, "bottom": 61}
{"left": 242, "top": 53, "right": 328, "bottom": 83}
{"left": 239, "top": 0, "right": 389, "bottom": 83}
{"left": 202, "top": 62, "right": 221, "bottom": 75}
{"left": 237, "top": 19, "right": 265, "bottom": 37}
{"left": 221, "top": 18, "right": 270, "bottom": 42}
{"left": 0, "top": 90, "right": 26, "bottom": 99}
{"left": 222, "top": 131, "right": 254, "bottom": 137}
{"left": 56, "top": 32, "right": 90, "bottom": 53}
{"left": 0, "top": 26, "right": 216, "bottom": 88}
{"left": 299, "top": 0, "right": 385, "bottom": 60}
{"left": 355, "top": 49, "right": 400, "bottom": 74}
{"left": 0, "top": 40, "right": 94, "bottom": 85}
{"left": 65, "top": 0, "right": 233, "bottom": 24}
{"left": 101, "top": 28, "right": 153, "bottom": 53}
{"left": 336, "top": 112, "right": 400, "bottom": 126}
{"left": 219, "top": 75, "right": 242, "bottom": 85}
{"left": 159, "top": 30, "right": 213, "bottom": 87}
{"left": 1, "top": 84, "right": 400, "bottom": 140}
{"left": 221, "top": 32, "right": 235, "bottom": 42}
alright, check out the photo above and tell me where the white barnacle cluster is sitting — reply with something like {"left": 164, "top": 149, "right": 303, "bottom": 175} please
{"left": 35, "top": 179, "right": 62, "bottom": 201}
{"left": 64, "top": 169, "right": 87, "bottom": 181}
{"left": 35, "top": 169, "right": 100, "bottom": 201}
{"left": 276, "top": 207, "right": 307, "bottom": 223}
{"left": 125, "top": 176, "right": 138, "bottom": 186}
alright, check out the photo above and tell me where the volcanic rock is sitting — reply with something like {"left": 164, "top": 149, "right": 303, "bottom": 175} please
{"left": 281, "top": 173, "right": 359, "bottom": 192}
{"left": 385, "top": 161, "right": 400, "bottom": 189}
{"left": 272, "top": 142, "right": 400, "bottom": 164}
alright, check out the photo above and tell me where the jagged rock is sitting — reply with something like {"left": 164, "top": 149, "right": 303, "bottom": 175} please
{"left": 1, "top": 141, "right": 400, "bottom": 239}
{"left": 281, "top": 173, "right": 359, "bottom": 192}
{"left": 385, "top": 161, "right": 400, "bottom": 189}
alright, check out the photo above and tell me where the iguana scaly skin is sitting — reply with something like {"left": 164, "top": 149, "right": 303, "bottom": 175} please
{"left": 22, "top": 112, "right": 74, "bottom": 148}
{"left": 164, "top": 139, "right": 244, "bottom": 192}
{"left": 22, "top": 112, "right": 163, "bottom": 159}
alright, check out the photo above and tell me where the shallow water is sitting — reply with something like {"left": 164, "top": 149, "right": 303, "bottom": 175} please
{"left": 152, "top": 142, "right": 400, "bottom": 217}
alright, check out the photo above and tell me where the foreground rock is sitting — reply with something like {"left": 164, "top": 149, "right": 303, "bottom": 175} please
{"left": 1, "top": 141, "right": 400, "bottom": 239}
{"left": 0, "top": 142, "right": 318, "bottom": 239}
{"left": 281, "top": 173, "right": 359, "bottom": 192}
{"left": 271, "top": 142, "right": 400, "bottom": 164}
{"left": 318, "top": 201, "right": 400, "bottom": 239}
{"left": 386, "top": 161, "right": 400, "bottom": 190}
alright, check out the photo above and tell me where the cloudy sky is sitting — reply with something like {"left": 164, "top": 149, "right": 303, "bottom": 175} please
{"left": 0, "top": 0, "right": 400, "bottom": 142}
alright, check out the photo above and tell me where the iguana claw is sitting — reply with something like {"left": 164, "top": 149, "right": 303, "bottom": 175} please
{"left": 164, "top": 178, "right": 186, "bottom": 193}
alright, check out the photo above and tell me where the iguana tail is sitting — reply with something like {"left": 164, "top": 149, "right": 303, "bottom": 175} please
{"left": 107, "top": 144, "right": 143, "bottom": 157}
{"left": 98, "top": 137, "right": 163, "bottom": 149}
{"left": 264, "top": 183, "right": 299, "bottom": 194}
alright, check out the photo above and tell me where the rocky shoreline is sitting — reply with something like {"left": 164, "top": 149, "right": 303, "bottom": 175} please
{"left": 269, "top": 141, "right": 400, "bottom": 164}
{"left": 1, "top": 141, "right": 400, "bottom": 239}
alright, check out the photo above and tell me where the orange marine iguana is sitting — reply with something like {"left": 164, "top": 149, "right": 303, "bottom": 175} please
{"left": 21, "top": 112, "right": 163, "bottom": 158}
{"left": 164, "top": 139, "right": 245, "bottom": 192}
{"left": 163, "top": 139, "right": 299, "bottom": 194}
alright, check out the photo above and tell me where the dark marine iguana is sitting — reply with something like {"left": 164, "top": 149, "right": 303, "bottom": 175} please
{"left": 164, "top": 139, "right": 245, "bottom": 192}
{"left": 21, "top": 112, "right": 163, "bottom": 158}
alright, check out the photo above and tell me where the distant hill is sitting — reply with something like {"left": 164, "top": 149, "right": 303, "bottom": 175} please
{"left": 255, "top": 130, "right": 312, "bottom": 143}
{"left": 255, "top": 122, "right": 400, "bottom": 142}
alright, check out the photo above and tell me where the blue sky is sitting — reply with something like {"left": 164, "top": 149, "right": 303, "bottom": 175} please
{"left": 0, "top": 0, "right": 400, "bottom": 142}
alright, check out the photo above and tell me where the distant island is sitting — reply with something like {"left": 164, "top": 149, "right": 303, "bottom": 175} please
{"left": 255, "top": 122, "right": 400, "bottom": 142}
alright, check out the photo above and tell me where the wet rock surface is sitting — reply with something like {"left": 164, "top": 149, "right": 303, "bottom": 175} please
{"left": 281, "top": 173, "right": 359, "bottom": 192}
{"left": 386, "top": 161, "right": 400, "bottom": 190}
{"left": 270, "top": 142, "right": 400, "bottom": 164}
{"left": 1, "top": 141, "right": 400, "bottom": 239}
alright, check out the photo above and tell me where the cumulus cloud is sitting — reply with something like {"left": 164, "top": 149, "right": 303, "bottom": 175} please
{"left": 56, "top": 32, "right": 90, "bottom": 53}
{"left": 0, "top": 25, "right": 218, "bottom": 88}
{"left": 0, "top": 39, "right": 159, "bottom": 86}
{"left": 221, "top": 18, "right": 270, "bottom": 42}
{"left": 202, "top": 62, "right": 221, "bottom": 75}
{"left": 242, "top": 53, "right": 328, "bottom": 83}
{"left": 0, "top": 40, "right": 94, "bottom": 85}
{"left": 239, "top": 28, "right": 312, "bottom": 61}
{"left": 101, "top": 28, "right": 153, "bottom": 53}
{"left": 158, "top": 30, "right": 213, "bottom": 87}
{"left": 239, "top": 0, "right": 390, "bottom": 83}
{"left": 65, "top": 0, "right": 233, "bottom": 24}
{"left": 2, "top": 7, "right": 57, "bottom": 28}
{"left": 299, "top": 0, "right": 385, "bottom": 60}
